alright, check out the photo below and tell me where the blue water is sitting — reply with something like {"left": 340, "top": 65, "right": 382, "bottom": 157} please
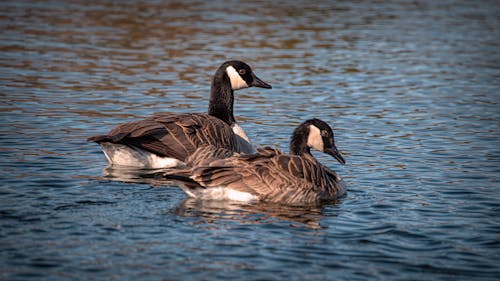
{"left": 1, "top": 0, "right": 499, "bottom": 280}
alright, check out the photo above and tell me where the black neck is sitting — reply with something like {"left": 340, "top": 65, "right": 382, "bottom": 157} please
{"left": 289, "top": 124, "right": 311, "bottom": 156}
{"left": 208, "top": 70, "right": 235, "bottom": 125}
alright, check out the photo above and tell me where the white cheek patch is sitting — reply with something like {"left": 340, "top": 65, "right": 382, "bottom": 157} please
{"left": 307, "top": 125, "right": 324, "bottom": 152}
{"left": 226, "top": 66, "right": 249, "bottom": 90}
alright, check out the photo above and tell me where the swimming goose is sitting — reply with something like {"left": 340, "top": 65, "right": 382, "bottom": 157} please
{"left": 165, "top": 119, "right": 347, "bottom": 205}
{"left": 87, "top": 60, "right": 272, "bottom": 168}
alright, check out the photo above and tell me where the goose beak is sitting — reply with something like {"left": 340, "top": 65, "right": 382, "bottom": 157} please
{"left": 251, "top": 73, "right": 272, "bottom": 89}
{"left": 324, "top": 147, "right": 346, "bottom": 165}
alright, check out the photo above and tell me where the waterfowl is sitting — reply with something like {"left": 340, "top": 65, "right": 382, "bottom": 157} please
{"left": 87, "top": 60, "right": 271, "bottom": 168}
{"left": 165, "top": 119, "right": 347, "bottom": 205}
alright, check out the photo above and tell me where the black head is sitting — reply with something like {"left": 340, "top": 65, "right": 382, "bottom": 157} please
{"left": 218, "top": 60, "right": 272, "bottom": 90}
{"left": 299, "top": 118, "right": 346, "bottom": 165}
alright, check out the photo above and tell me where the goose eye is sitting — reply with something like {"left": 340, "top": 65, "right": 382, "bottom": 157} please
{"left": 238, "top": 69, "right": 246, "bottom": 75}
{"left": 321, "top": 130, "right": 328, "bottom": 137}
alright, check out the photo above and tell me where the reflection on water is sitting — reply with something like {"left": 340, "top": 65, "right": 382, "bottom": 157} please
{"left": 1, "top": 0, "right": 499, "bottom": 280}
{"left": 174, "top": 198, "right": 331, "bottom": 229}
{"left": 102, "top": 166, "right": 173, "bottom": 186}
{"left": 104, "top": 167, "right": 334, "bottom": 229}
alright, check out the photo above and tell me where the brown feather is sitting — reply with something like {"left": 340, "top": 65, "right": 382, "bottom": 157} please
{"left": 87, "top": 113, "right": 242, "bottom": 162}
{"left": 180, "top": 146, "right": 344, "bottom": 205}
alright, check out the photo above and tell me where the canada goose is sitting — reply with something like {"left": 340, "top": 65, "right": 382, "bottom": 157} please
{"left": 87, "top": 60, "right": 271, "bottom": 168}
{"left": 165, "top": 119, "right": 347, "bottom": 205}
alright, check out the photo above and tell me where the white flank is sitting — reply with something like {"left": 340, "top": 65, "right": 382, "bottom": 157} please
{"left": 307, "top": 125, "right": 324, "bottom": 151}
{"left": 101, "top": 143, "right": 184, "bottom": 169}
{"left": 200, "top": 187, "right": 258, "bottom": 202}
{"left": 181, "top": 187, "right": 197, "bottom": 198}
{"left": 231, "top": 123, "right": 255, "bottom": 153}
{"left": 226, "top": 66, "right": 249, "bottom": 90}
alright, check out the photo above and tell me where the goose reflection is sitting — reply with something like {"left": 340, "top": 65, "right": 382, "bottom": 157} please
{"left": 101, "top": 166, "right": 341, "bottom": 229}
{"left": 173, "top": 197, "right": 341, "bottom": 229}
{"left": 101, "top": 165, "right": 171, "bottom": 186}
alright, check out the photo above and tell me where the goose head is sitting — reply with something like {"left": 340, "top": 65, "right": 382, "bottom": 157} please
{"left": 290, "top": 118, "right": 346, "bottom": 165}
{"left": 209, "top": 60, "right": 271, "bottom": 126}
{"left": 218, "top": 60, "right": 272, "bottom": 90}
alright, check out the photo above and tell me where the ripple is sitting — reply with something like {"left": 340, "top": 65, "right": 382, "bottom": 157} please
{"left": 53, "top": 200, "right": 116, "bottom": 211}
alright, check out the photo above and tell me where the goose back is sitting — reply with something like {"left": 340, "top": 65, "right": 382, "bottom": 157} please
{"left": 186, "top": 147, "right": 345, "bottom": 205}
{"left": 88, "top": 113, "right": 245, "bottom": 164}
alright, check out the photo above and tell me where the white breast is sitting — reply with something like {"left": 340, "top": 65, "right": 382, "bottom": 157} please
{"left": 231, "top": 123, "right": 255, "bottom": 154}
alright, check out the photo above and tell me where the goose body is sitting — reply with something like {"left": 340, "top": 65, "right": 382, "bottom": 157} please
{"left": 166, "top": 119, "right": 347, "bottom": 205}
{"left": 88, "top": 61, "right": 271, "bottom": 168}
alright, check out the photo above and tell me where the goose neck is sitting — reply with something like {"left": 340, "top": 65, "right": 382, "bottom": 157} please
{"left": 208, "top": 74, "right": 235, "bottom": 125}
{"left": 290, "top": 125, "right": 311, "bottom": 156}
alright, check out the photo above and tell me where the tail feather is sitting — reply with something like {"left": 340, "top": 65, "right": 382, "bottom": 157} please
{"left": 87, "top": 132, "right": 131, "bottom": 143}
{"left": 87, "top": 134, "right": 112, "bottom": 143}
{"left": 163, "top": 173, "right": 194, "bottom": 183}
{"left": 163, "top": 173, "right": 206, "bottom": 197}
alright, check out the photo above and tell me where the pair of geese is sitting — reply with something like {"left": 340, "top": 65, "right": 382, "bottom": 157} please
{"left": 88, "top": 60, "right": 346, "bottom": 205}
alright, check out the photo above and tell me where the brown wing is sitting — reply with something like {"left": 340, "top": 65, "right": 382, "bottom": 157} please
{"left": 190, "top": 147, "right": 343, "bottom": 204}
{"left": 87, "top": 113, "right": 241, "bottom": 162}
{"left": 184, "top": 145, "right": 236, "bottom": 167}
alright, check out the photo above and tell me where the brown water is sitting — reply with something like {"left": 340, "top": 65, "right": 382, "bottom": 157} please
{"left": 1, "top": 1, "right": 499, "bottom": 280}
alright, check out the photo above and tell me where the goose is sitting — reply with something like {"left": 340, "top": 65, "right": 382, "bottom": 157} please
{"left": 87, "top": 60, "right": 272, "bottom": 168}
{"left": 165, "top": 119, "right": 347, "bottom": 205}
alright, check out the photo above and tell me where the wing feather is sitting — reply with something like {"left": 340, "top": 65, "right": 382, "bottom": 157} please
{"left": 87, "top": 112, "right": 242, "bottom": 162}
{"left": 186, "top": 147, "right": 343, "bottom": 204}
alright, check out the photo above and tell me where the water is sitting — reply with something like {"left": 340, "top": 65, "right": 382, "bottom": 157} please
{"left": 1, "top": 0, "right": 499, "bottom": 280}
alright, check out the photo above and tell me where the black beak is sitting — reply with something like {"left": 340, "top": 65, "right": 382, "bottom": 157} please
{"left": 251, "top": 73, "right": 272, "bottom": 89}
{"left": 324, "top": 147, "right": 346, "bottom": 165}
